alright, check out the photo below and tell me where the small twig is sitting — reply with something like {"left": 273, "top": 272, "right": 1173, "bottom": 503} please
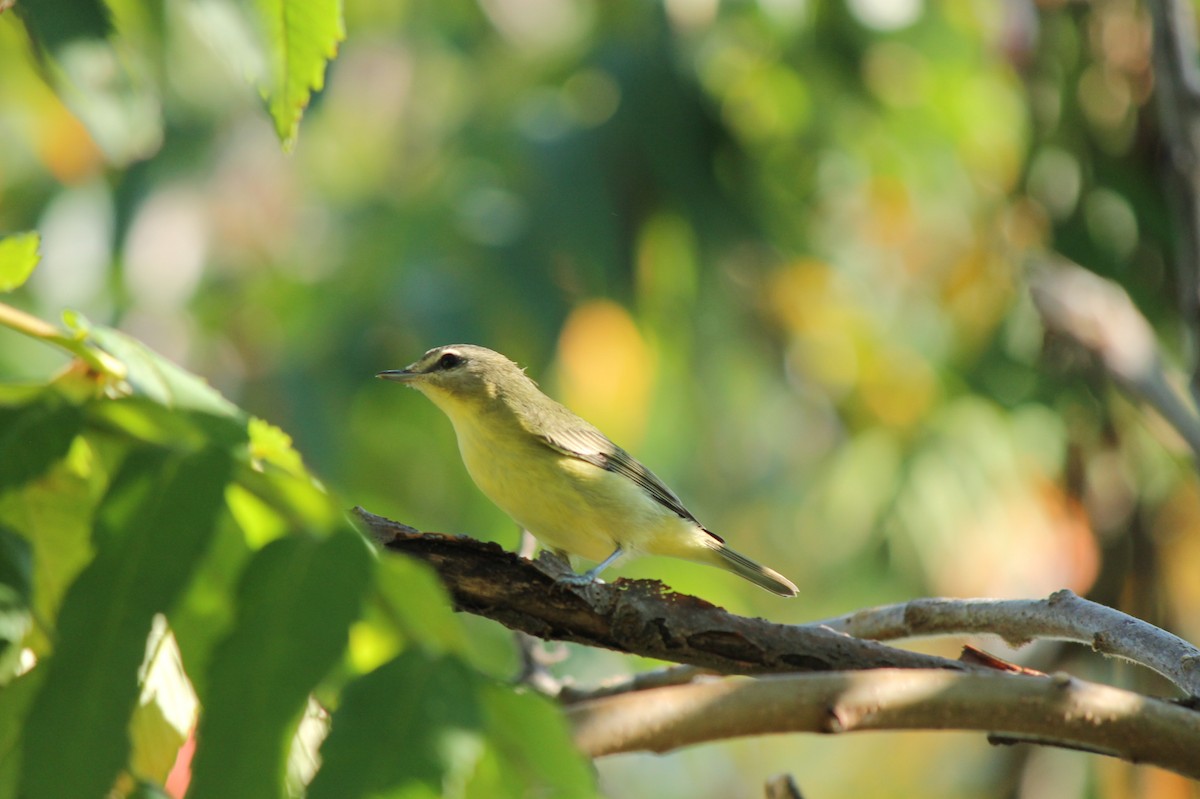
{"left": 0, "top": 301, "right": 126, "bottom": 379}
{"left": 559, "top": 665, "right": 713, "bottom": 704}
{"left": 566, "top": 669, "right": 1200, "bottom": 779}
{"left": 813, "top": 590, "right": 1200, "bottom": 697}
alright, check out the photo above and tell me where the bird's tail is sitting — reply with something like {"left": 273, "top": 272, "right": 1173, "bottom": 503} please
{"left": 699, "top": 535, "right": 798, "bottom": 597}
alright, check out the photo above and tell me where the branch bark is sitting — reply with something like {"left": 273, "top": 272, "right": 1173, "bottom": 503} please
{"left": 565, "top": 669, "right": 1200, "bottom": 779}
{"left": 354, "top": 508, "right": 1200, "bottom": 778}
{"left": 814, "top": 592, "right": 1200, "bottom": 697}
{"left": 352, "top": 507, "right": 967, "bottom": 675}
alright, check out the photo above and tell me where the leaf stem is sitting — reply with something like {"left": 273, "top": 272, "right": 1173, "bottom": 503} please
{"left": 0, "top": 301, "right": 126, "bottom": 379}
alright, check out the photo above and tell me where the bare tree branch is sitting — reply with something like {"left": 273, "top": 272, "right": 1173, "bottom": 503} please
{"left": 559, "top": 664, "right": 713, "bottom": 703}
{"left": 1029, "top": 258, "right": 1200, "bottom": 459}
{"left": 566, "top": 669, "right": 1200, "bottom": 779}
{"left": 813, "top": 591, "right": 1200, "bottom": 697}
{"left": 356, "top": 508, "right": 1200, "bottom": 776}
{"left": 352, "top": 507, "right": 968, "bottom": 675}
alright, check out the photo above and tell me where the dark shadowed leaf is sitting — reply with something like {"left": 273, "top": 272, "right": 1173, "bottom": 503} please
{"left": 20, "top": 446, "right": 232, "bottom": 799}
{"left": 307, "top": 650, "right": 482, "bottom": 799}
{"left": 0, "top": 527, "right": 31, "bottom": 684}
{"left": 0, "top": 391, "right": 83, "bottom": 493}
{"left": 187, "top": 530, "right": 372, "bottom": 799}
{"left": 13, "top": 0, "right": 111, "bottom": 53}
{"left": 475, "top": 683, "right": 595, "bottom": 797}
{"left": 0, "top": 668, "right": 43, "bottom": 798}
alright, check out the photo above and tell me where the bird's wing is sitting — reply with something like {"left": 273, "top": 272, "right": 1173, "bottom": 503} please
{"left": 538, "top": 426, "right": 704, "bottom": 527}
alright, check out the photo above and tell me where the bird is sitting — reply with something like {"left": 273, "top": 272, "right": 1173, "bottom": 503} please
{"left": 377, "top": 344, "right": 797, "bottom": 597}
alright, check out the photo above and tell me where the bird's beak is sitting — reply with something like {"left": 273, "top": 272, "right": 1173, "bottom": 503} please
{"left": 377, "top": 369, "right": 419, "bottom": 383}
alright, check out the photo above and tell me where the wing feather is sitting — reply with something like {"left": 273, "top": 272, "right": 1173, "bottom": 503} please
{"left": 537, "top": 426, "right": 702, "bottom": 526}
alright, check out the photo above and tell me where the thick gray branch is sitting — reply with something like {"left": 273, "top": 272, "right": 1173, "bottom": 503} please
{"left": 567, "top": 669, "right": 1200, "bottom": 779}
{"left": 814, "top": 590, "right": 1200, "bottom": 697}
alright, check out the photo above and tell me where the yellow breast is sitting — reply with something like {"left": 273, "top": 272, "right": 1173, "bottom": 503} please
{"left": 442, "top": 398, "right": 683, "bottom": 562}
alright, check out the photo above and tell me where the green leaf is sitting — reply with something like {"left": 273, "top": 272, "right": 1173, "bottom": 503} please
{"left": 306, "top": 650, "right": 483, "bottom": 799}
{"left": 13, "top": 0, "right": 111, "bottom": 53}
{"left": 0, "top": 391, "right": 83, "bottom": 493}
{"left": 474, "top": 684, "right": 595, "bottom": 798}
{"left": 166, "top": 512, "right": 252, "bottom": 703}
{"left": 252, "top": 0, "right": 344, "bottom": 146}
{"left": 15, "top": 0, "right": 161, "bottom": 166}
{"left": 0, "top": 669, "right": 44, "bottom": 799}
{"left": 0, "top": 527, "right": 32, "bottom": 684}
{"left": 20, "top": 446, "right": 233, "bottom": 799}
{"left": 67, "top": 316, "right": 243, "bottom": 419}
{"left": 0, "top": 233, "right": 40, "bottom": 293}
{"left": 0, "top": 451, "right": 99, "bottom": 657}
{"left": 369, "top": 552, "right": 470, "bottom": 657}
{"left": 188, "top": 530, "right": 372, "bottom": 799}
{"left": 85, "top": 397, "right": 246, "bottom": 453}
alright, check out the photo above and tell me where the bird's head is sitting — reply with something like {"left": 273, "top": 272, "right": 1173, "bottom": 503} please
{"left": 377, "top": 344, "right": 531, "bottom": 412}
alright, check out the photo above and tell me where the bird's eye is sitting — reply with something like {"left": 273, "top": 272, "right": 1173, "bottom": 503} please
{"left": 438, "top": 352, "right": 463, "bottom": 370}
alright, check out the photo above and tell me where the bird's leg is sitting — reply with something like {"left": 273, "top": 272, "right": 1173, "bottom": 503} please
{"left": 558, "top": 545, "right": 624, "bottom": 586}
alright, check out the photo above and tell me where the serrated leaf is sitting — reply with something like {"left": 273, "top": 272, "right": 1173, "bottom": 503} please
{"left": 20, "top": 446, "right": 233, "bottom": 799}
{"left": 306, "top": 650, "right": 483, "bottom": 799}
{"left": 253, "top": 0, "right": 344, "bottom": 146}
{"left": 0, "top": 391, "right": 83, "bottom": 493}
{"left": 187, "top": 530, "right": 372, "bottom": 799}
{"left": 0, "top": 233, "right": 40, "bottom": 293}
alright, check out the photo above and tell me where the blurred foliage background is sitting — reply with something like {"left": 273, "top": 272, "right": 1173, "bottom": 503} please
{"left": 2, "top": 0, "right": 1198, "bottom": 795}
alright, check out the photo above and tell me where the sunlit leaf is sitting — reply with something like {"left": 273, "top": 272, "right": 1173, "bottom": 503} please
{"left": 167, "top": 511, "right": 253, "bottom": 703}
{"left": 188, "top": 530, "right": 372, "bottom": 799}
{"left": 0, "top": 232, "right": 39, "bottom": 293}
{"left": 0, "top": 449, "right": 99, "bottom": 657}
{"left": 128, "top": 691, "right": 189, "bottom": 791}
{"left": 20, "top": 446, "right": 233, "bottom": 799}
{"left": 66, "top": 316, "right": 243, "bottom": 420}
{"left": 252, "top": 0, "right": 344, "bottom": 146}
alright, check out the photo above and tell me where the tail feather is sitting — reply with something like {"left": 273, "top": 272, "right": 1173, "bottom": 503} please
{"left": 701, "top": 536, "right": 798, "bottom": 597}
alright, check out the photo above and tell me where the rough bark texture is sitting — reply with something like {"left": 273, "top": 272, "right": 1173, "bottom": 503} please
{"left": 352, "top": 507, "right": 966, "bottom": 675}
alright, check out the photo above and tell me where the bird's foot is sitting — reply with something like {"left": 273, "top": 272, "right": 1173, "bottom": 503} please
{"left": 556, "top": 570, "right": 607, "bottom": 588}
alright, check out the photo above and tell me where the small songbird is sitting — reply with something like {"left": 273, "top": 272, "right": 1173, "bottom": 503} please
{"left": 377, "top": 344, "right": 797, "bottom": 597}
